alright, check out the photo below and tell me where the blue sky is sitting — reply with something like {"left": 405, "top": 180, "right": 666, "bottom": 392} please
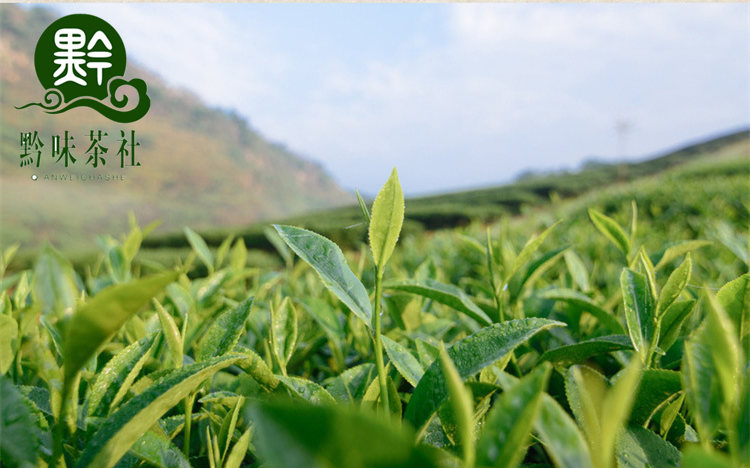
{"left": 49, "top": 3, "right": 749, "bottom": 195}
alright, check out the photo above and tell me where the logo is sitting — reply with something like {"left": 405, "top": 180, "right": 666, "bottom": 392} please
{"left": 16, "top": 14, "right": 150, "bottom": 123}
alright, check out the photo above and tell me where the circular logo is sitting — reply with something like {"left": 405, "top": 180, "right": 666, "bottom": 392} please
{"left": 34, "top": 14, "right": 126, "bottom": 101}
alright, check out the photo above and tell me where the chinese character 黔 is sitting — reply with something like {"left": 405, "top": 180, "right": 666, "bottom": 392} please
{"left": 52, "top": 28, "right": 113, "bottom": 87}
{"left": 20, "top": 131, "right": 45, "bottom": 167}
{"left": 53, "top": 29, "right": 87, "bottom": 86}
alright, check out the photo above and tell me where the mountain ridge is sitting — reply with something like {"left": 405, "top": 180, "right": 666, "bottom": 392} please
{"left": 0, "top": 4, "right": 351, "bottom": 250}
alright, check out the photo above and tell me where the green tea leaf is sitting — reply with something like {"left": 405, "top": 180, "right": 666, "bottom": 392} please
{"left": 415, "top": 339, "right": 440, "bottom": 369}
{"left": 620, "top": 268, "right": 655, "bottom": 359}
{"left": 195, "top": 296, "right": 253, "bottom": 361}
{"left": 564, "top": 250, "right": 591, "bottom": 292}
{"left": 369, "top": 168, "right": 404, "bottom": 270}
{"left": 385, "top": 278, "right": 492, "bottom": 326}
{"left": 540, "top": 335, "right": 633, "bottom": 365}
{"left": 405, "top": 318, "right": 564, "bottom": 433}
{"left": 680, "top": 447, "right": 733, "bottom": 468}
{"left": 250, "top": 400, "right": 442, "bottom": 468}
{"left": 736, "top": 367, "right": 750, "bottom": 466}
{"left": 589, "top": 209, "right": 631, "bottom": 257}
{"left": 361, "top": 374, "right": 402, "bottom": 418}
{"left": 439, "top": 347, "right": 475, "bottom": 468}
{"left": 505, "top": 221, "right": 560, "bottom": 283}
{"left": 271, "top": 297, "right": 298, "bottom": 369}
{"left": 682, "top": 322, "right": 723, "bottom": 441}
{"left": 653, "top": 240, "right": 712, "bottom": 271}
{"left": 76, "top": 354, "right": 241, "bottom": 468}
{"left": 537, "top": 288, "right": 625, "bottom": 334}
{"left": 264, "top": 226, "right": 293, "bottom": 267}
{"left": 704, "top": 294, "right": 742, "bottom": 416}
{"left": 0, "top": 315, "right": 18, "bottom": 374}
{"left": 154, "top": 299, "right": 182, "bottom": 368}
{"left": 601, "top": 359, "right": 643, "bottom": 468}
{"left": 64, "top": 271, "right": 178, "bottom": 382}
{"left": 628, "top": 370, "right": 681, "bottom": 426}
{"left": 219, "top": 396, "right": 245, "bottom": 462}
{"left": 184, "top": 227, "right": 214, "bottom": 273}
{"left": 325, "top": 363, "right": 376, "bottom": 403}
{"left": 32, "top": 244, "right": 78, "bottom": 317}
{"left": 88, "top": 334, "right": 157, "bottom": 417}
{"left": 127, "top": 430, "right": 190, "bottom": 468}
{"left": 476, "top": 363, "right": 550, "bottom": 468}
{"left": 615, "top": 426, "right": 681, "bottom": 468}
{"left": 224, "top": 428, "right": 252, "bottom": 468}
{"left": 229, "top": 238, "right": 248, "bottom": 271}
{"left": 381, "top": 335, "right": 424, "bottom": 387}
{"left": 638, "top": 247, "right": 659, "bottom": 300}
{"left": 214, "top": 234, "right": 235, "bottom": 269}
{"left": 234, "top": 344, "right": 279, "bottom": 391}
{"left": 716, "top": 273, "right": 749, "bottom": 343}
{"left": 492, "top": 369, "right": 593, "bottom": 468}
{"left": 657, "top": 254, "right": 692, "bottom": 316}
{"left": 0, "top": 376, "right": 41, "bottom": 468}
{"left": 274, "top": 225, "right": 372, "bottom": 328}
{"left": 660, "top": 393, "right": 685, "bottom": 438}
{"left": 300, "top": 297, "right": 345, "bottom": 339}
{"left": 356, "top": 189, "right": 371, "bottom": 223}
{"left": 658, "top": 299, "right": 696, "bottom": 352}
{"left": 278, "top": 375, "right": 336, "bottom": 405}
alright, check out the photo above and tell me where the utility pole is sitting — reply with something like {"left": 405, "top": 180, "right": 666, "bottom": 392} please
{"left": 615, "top": 119, "right": 633, "bottom": 182}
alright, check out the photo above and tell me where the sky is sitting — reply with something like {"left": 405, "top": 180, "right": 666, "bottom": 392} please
{"left": 49, "top": 3, "right": 750, "bottom": 195}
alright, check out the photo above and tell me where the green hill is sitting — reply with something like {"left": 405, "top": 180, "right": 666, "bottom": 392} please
{"left": 136, "top": 127, "right": 748, "bottom": 259}
{"left": 0, "top": 5, "right": 351, "bottom": 251}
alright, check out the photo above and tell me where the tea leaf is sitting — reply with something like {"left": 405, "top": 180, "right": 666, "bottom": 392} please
{"left": 405, "top": 318, "right": 564, "bottom": 433}
{"left": 278, "top": 375, "right": 336, "bottom": 405}
{"left": 369, "top": 168, "right": 404, "bottom": 270}
{"left": 537, "top": 288, "right": 625, "bottom": 334}
{"left": 615, "top": 426, "right": 681, "bottom": 468}
{"left": 505, "top": 221, "right": 560, "bottom": 283}
{"left": 0, "top": 315, "right": 18, "bottom": 374}
{"left": 250, "top": 400, "right": 442, "bottom": 468}
{"left": 195, "top": 296, "right": 253, "bottom": 361}
{"left": 476, "top": 363, "right": 550, "bottom": 468}
{"left": 274, "top": 225, "right": 372, "bottom": 328}
{"left": 63, "top": 271, "right": 178, "bottom": 382}
{"left": 154, "top": 299, "right": 182, "bottom": 368}
{"left": 589, "top": 209, "right": 631, "bottom": 257}
{"left": 656, "top": 254, "right": 692, "bottom": 316}
{"left": 87, "top": 334, "right": 157, "bottom": 417}
{"left": 385, "top": 278, "right": 492, "bottom": 326}
{"left": 716, "top": 273, "right": 749, "bottom": 343}
{"left": 540, "top": 335, "right": 633, "bottom": 365}
{"left": 75, "top": 354, "right": 241, "bottom": 468}
{"left": 184, "top": 227, "right": 214, "bottom": 273}
{"left": 653, "top": 240, "right": 712, "bottom": 271}
{"left": 658, "top": 299, "right": 696, "bottom": 352}
{"left": 621, "top": 268, "right": 655, "bottom": 359}
{"left": 381, "top": 335, "right": 424, "bottom": 387}
{"left": 493, "top": 369, "right": 593, "bottom": 468}
{"left": 224, "top": 428, "right": 252, "bottom": 468}
{"left": 0, "top": 376, "right": 41, "bottom": 467}
{"left": 32, "top": 244, "right": 78, "bottom": 317}
{"left": 440, "top": 347, "right": 475, "bottom": 468}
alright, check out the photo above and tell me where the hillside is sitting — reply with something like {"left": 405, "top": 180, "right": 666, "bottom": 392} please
{"left": 137, "top": 128, "right": 748, "bottom": 258}
{"left": 0, "top": 5, "right": 351, "bottom": 251}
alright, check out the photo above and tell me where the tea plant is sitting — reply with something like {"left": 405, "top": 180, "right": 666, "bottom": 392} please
{"left": 0, "top": 166, "right": 748, "bottom": 468}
